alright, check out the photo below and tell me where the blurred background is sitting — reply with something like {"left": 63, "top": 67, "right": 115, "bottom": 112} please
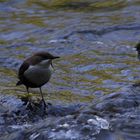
{"left": 0, "top": 0, "right": 140, "bottom": 103}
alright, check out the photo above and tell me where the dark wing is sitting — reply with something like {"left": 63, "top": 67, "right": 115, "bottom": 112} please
{"left": 18, "top": 62, "right": 29, "bottom": 77}
{"left": 18, "top": 55, "right": 43, "bottom": 78}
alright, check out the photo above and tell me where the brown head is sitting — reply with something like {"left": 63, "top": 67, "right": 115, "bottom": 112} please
{"left": 34, "top": 52, "right": 60, "bottom": 60}
{"left": 25, "top": 51, "right": 60, "bottom": 65}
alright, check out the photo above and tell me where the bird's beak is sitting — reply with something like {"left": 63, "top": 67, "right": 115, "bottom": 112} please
{"left": 52, "top": 56, "right": 60, "bottom": 59}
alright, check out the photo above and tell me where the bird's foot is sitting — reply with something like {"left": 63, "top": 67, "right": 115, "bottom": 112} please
{"left": 26, "top": 100, "right": 35, "bottom": 110}
{"left": 47, "top": 102, "right": 52, "bottom": 106}
{"left": 39, "top": 99, "right": 47, "bottom": 109}
{"left": 21, "top": 96, "right": 49, "bottom": 116}
{"left": 40, "top": 99, "right": 52, "bottom": 108}
{"left": 133, "top": 82, "right": 140, "bottom": 87}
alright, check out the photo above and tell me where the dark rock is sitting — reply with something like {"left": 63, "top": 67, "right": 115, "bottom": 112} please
{"left": 0, "top": 85, "right": 140, "bottom": 139}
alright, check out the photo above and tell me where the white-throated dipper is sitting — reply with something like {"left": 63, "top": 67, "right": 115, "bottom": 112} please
{"left": 16, "top": 51, "right": 60, "bottom": 105}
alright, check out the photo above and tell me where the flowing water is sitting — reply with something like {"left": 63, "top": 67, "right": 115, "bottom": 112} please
{"left": 0, "top": 0, "right": 140, "bottom": 139}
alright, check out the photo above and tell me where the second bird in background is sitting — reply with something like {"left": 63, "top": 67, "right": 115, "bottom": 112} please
{"left": 135, "top": 42, "right": 140, "bottom": 60}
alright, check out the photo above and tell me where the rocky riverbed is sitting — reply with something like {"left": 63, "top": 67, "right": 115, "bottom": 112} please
{"left": 0, "top": 84, "right": 140, "bottom": 140}
{"left": 0, "top": 0, "right": 140, "bottom": 139}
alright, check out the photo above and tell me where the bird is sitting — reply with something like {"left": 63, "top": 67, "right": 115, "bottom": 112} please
{"left": 135, "top": 42, "right": 140, "bottom": 60}
{"left": 132, "top": 42, "right": 140, "bottom": 87}
{"left": 16, "top": 51, "right": 60, "bottom": 106}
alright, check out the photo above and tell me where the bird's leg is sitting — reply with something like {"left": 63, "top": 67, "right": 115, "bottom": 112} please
{"left": 26, "top": 86, "right": 29, "bottom": 96}
{"left": 25, "top": 86, "right": 32, "bottom": 108}
{"left": 39, "top": 87, "right": 47, "bottom": 108}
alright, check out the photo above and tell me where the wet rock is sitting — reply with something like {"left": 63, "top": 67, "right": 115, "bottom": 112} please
{"left": 83, "top": 86, "right": 140, "bottom": 135}
{"left": 1, "top": 131, "right": 25, "bottom": 140}
{"left": 0, "top": 105, "right": 8, "bottom": 114}
{"left": 0, "top": 85, "right": 140, "bottom": 139}
{"left": 0, "top": 93, "right": 109, "bottom": 139}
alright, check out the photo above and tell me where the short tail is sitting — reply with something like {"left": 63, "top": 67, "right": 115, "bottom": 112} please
{"left": 16, "top": 80, "right": 23, "bottom": 86}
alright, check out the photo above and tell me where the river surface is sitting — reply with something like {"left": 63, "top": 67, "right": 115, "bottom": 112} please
{"left": 0, "top": 0, "right": 140, "bottom": 140}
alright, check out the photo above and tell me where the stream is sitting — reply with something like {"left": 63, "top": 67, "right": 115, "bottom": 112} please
{"left": 0, "top": 0, "right": 140, "bottom": 140}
